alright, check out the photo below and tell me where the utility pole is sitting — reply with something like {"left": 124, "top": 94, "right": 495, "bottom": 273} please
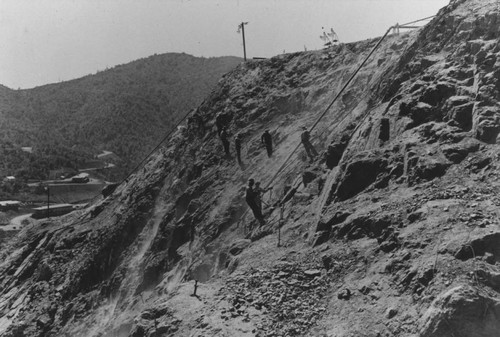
{"left": 278, "top": 203, "right": 284, "bottom": 247}
{"left": 238, "top": 22, "right": 249, "bottom": 61}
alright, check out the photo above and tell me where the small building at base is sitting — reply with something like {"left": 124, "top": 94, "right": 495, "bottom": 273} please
{"left": 31, "top": 204, "right": 74, "bottom": 219}
{"left": 0, "top": 200, "right": 21, "bottom": 212}
{"left": 71, "top": 173, "right": 90, "bottom": 183}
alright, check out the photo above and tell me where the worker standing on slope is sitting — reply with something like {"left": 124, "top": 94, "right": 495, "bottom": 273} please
{"left": 301, "top": 127, "right": 318, "bottom": 162}
{"left": 215, "top": 112, "right": 226, "bottom": 136}
{"left": 245, "top": 179, "right": 264, "bottom": 224}
{"left": 194, "top": 111, "right": 205, "bottom": 135}
{"left": 235, "top": 133, "right": 243, "bottom": 164}
{"left": 220, "top": 128, "right": 231, "bottom": 156}
{"left": 261, "top": 130, "right": 273, "bottom": 157}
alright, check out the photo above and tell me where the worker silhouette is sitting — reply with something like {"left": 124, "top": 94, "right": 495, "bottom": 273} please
{"left": 235, "top": 133, "right": 242, "bottom": 164}
{"left": 193, "top": 111, "right": 205, "bottom": 135}
{"left": 220, "top": 128, "right": 231, "bottom": 156}
{"left": 215, "top": 113, "right": 226, "bottom": 136}
{"left": 301, "top": 127, "right": 318, "bottom": 162}
{"left": 261, "top": 130, "right": 273, "bottom": 157}
{"left": 245, "top": 179, "right": 264, "bottom": 224}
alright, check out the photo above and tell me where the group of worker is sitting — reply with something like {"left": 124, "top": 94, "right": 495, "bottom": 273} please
{"left": 214, "top": 111, "right": 320, "bottom": 223}
{"left": 217, "top": 127, "right": 273, "bottom": 164}
{"left": 217, "top": 124, "right": 318, "bottom": 164}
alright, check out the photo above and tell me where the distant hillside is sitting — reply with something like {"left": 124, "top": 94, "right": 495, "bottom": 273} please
{"left": 0, "top": 53, "right": 241, "bottom": 179}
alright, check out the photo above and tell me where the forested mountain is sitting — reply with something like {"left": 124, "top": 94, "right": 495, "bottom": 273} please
{"left": 0, "top": 53, "right": 241, "bottom": 179}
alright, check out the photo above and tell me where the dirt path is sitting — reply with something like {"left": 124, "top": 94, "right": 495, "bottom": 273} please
{"left": 2, "top": 214, "right": 34, "bottom": 231}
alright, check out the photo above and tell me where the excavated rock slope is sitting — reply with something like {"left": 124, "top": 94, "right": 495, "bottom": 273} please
{"left": 1, "top": 0, "right": 500, "bottom": 336}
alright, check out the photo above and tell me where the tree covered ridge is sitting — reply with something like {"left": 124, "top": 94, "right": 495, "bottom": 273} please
{"left": 0, "top": 53, "right": 242, "bottom": 179}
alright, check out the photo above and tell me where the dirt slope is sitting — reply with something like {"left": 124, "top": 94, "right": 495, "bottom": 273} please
{"left": 1, "top": 0, "right": 500, "bottom": 336}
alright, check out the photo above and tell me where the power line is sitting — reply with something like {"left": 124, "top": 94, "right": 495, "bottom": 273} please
{"left": 400, "top": 15, "right": 436, "bottom": 26}
{"left": 263, "top": 25, "right": 394, "bottom": 192}
{"left": 238, "top": 25, "right": 396, "bottom": 229}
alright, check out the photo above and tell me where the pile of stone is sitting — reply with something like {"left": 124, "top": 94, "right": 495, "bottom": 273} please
{"left": 220, "top": 263, "right": 329, "bottom": 336}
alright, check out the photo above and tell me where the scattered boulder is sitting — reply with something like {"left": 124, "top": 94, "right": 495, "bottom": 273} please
{"left": 476, "top": 268, "right": 500, "bottom": 291}
{"left": 36, "top": 314, "right": 52, "bottom": 330}
{"left": 303, "top": 269, "right": 321, "bottom": 278}
{"left": 337, "top": 288, "right": 351, "bottom": 300}
{"left": 454, "top": 232, "right": 500, "bottom": 262}
{"left": 358, "top": 285, "right": 372, "bottom": 295}
{"left": 385, "top": 307, "right": 398, "bottom": 319}
{"left": 484, "top": 252, "right": 495, "bottom": 265}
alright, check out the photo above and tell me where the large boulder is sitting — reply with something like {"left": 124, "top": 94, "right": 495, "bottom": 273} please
{"left": 441, "top": 137, "right": 481, "bottom": 163}
{"left": 334, "top": 154, "right": 388, "bottom": 201}
{"left": 473, "top": 105, "right": 500, "bottom": 143}
{"left": 419, "top": 285, "right": 500, "bottom": 337}
{"left": 444, "top": 96, "right": 474, "bottom": 130}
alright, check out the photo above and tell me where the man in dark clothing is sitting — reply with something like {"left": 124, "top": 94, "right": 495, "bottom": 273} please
{"left": 301, "top": 127, "right": 318, "bottom": 162}
{"left": 245, "top": 179, "right": 264, "bottom": 224}
{"left": 220, "top": 128, "right": 231, "bottom": 156}
{"left": 193, "top": 111, "right": 205, "bottom": 135}
{"left": 261, "top": 130, "right": 273, "bottom": 157}
{"left": 216, "top": 113, "right": 226, "bottom": 136}
{"left": 235, "top": 133, "right": 242, "bottom": 163}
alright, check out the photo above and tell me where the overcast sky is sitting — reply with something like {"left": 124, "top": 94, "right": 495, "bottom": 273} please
{"left": 1, "top": 0, "right": 449, "bottom": 89}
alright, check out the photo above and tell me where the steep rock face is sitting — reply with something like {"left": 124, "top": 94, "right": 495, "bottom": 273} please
{"left": 1, "top": 1, "right": 500, "bottom": 336}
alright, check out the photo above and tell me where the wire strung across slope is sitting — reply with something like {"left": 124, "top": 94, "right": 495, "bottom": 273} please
{"left": 77, "top": 14, "right": 439, "bottom": 226}
{"left": 262, "top": 25, "right": 395, "bottom": 193}
{"left": 242, "top": 15, "right": 439, "bottom": 227}
{"left": 238, "top": 26, "right": 397, "bottom": 230}
{"left": 399, "top": 15, "right": 436, "bottom": 26}
{"left": 263, "top": 12, "right": 444, "bottom": 195}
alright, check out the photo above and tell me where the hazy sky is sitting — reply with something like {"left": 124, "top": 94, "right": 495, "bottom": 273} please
{"left": 1, "top": 0, "right": 449, "bottom": 89}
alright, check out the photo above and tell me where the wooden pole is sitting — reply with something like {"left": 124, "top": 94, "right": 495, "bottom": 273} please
{"left": 240, "top": 22, "right": 248, "bottom": 61}
{"left": 242, "top": 23, "right": 247, "bottom": 61}
{"left": 278, "top": 203, "right": 284, "bottom": 247}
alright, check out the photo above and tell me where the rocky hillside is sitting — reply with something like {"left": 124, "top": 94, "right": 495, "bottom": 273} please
{"left": 1, "top": 0, "right": 500, "bottom": 336}
{"left": 0, "top": 54, "right": 241, "bottom": 178}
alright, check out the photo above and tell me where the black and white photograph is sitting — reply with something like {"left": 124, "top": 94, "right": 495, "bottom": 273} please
{"left": 1, "top": 0, "right": 499, "bottom": 336}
